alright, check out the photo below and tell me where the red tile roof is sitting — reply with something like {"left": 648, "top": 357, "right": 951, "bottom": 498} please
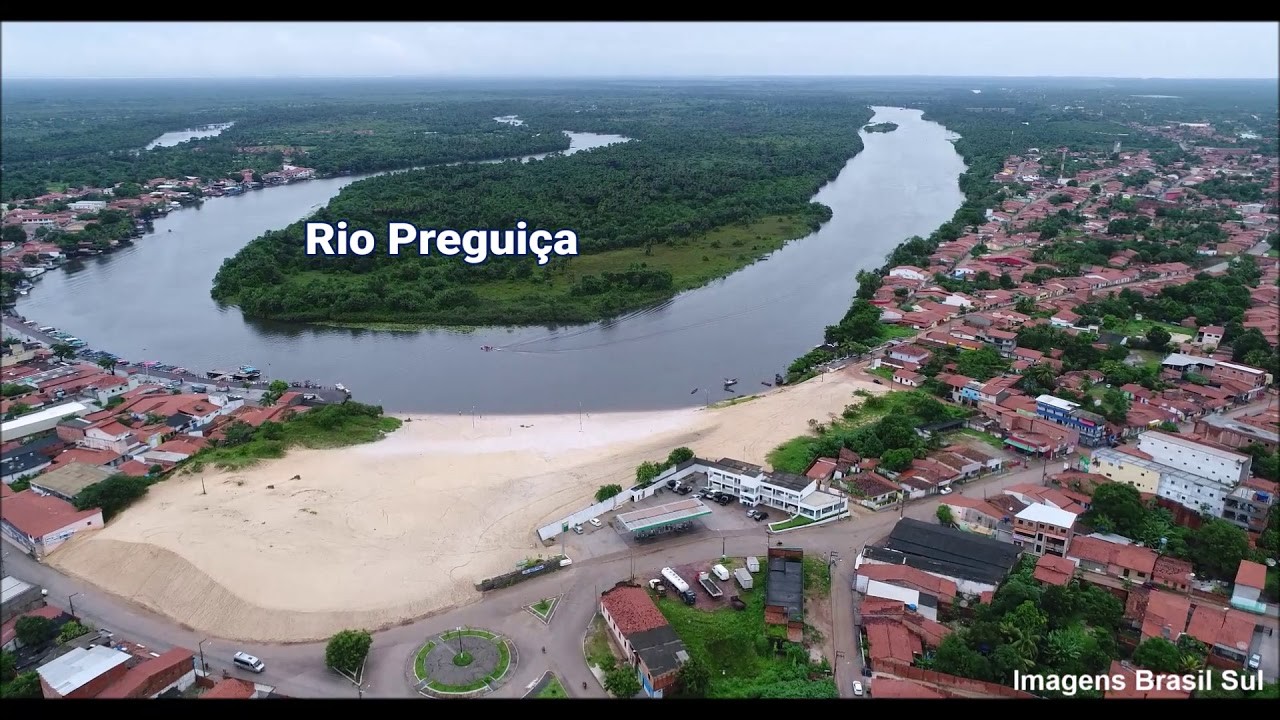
{"left": 1033, "top": 554, "right": 1077, "bottom": 587}
{"left": 0, "top": 605, "right": 64, "bottom": 647}
{"left": 1139, "top": 590, "right": 1192, "bottom": 641}
{"left": 1186, "top": 606, "right": 1255, "bottom": 653}
{"left": 1105, "top": 661, "right": 1191, "bottom": 699}
{"left": 0, "top": 489, "right": 102, "bottom": 538}
{"left": 858, "top": 563, "right": 958, "bottom": 602}
{"left": 600, "top": 584, "right": 668, "bottom": 637}
{"left": 1235, "top": 560, "right": 1267, "bottom": 590}
{"left": 97, "top": 648, "right": 195, "bottom": 698}
{"left": 865, "top": 619, "right": 922, "bottom": 665}
{"left": 805, "top": 457, "right": 837, "bottom": 481}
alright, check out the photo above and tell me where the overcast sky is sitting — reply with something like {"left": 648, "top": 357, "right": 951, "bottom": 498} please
{"left": 2, "top": 22, "right": 1277, "bottom": 80}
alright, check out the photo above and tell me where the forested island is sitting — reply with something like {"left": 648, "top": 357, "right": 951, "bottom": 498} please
{"left": 211, "top": 92, "right": 874, "bottom": 327}
{"left": 863, "top": 122, "right": 898, "bottom": 133}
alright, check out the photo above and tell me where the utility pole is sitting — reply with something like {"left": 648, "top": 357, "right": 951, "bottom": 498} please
{"left": 201, "top": 475, "right": 207, "bottom": 495}
{"left": 579, "top": 402, "right": 583, "bottom": 432}
{"left": 198, "top": 638, "right": 209, "bottom": 673}
{"left": 68, "top": 592, "right": 81, "bottom": 618}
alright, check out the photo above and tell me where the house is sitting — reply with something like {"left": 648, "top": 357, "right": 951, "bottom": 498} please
{"left": 0, "top": 401, "right": 92, "bottom": 443}
{"left": 1195, "top": 326, "right": 1225, "bottom": 347}
{"left": 1, "top": 486, "right": 104, "bottom": 558}
{"left": 1049, "top": 309, "right": 1080, "bottom": 328}
{"left": 1010, "top": 502, "right": 1077, "bottom": 557}
{"left": 888, "top": 266, "right": 929, "bottom": 282}
{"left": 1186, "top": 605, "right": 1257, "bottom": 667}
{"left": 201, "top": 677, "right": 275, "bottom": 699}
{"left": 1035, "top": 395, "right": 1107, "bottom": 447}
{"left": 1, "top": 575, "right": 46, "bottom": 624}
{"left": 765, "top": 547, "right": 806, "bottom": 639}
{"left": 37, "top": 646, "right": 133, "bottom": 698}
{"left": 598, "top": 583, "right": 689, "bottom": 698}
{"left": 1104, "top": 661, "right": 1191, "bottom": 699}
{"left": 95, "top": 648, "right": 198, "bottom": 698}
{"left": 1231, "top": 560, "right": 1267, "bottom": 614}
{"left": 861, "top": 518, "right": 1022, "bottom": 596}
{"left": 1032, "top": 554, "right": 1077, "bottom": 587}
{"left": 1067, "top": 535, "right": 1158, "bottom": 585}
{"left": 27, "top": 462, "right": 112, "bottom": 503}
{"left": 938, "top": 495, "right": 1011, "bottom": 540}
{"left": 689, "top": 458, "right": 848, "bottom": 522}
{"left": 1221, "top": 478, "right": 1276, "bottom": 534}
{"left": 846, "top": 474, "right": 901, "bottom": 510}
{"left": 1137, "top": 431, "right": 1252, "bottom": 486}
{"left": 1, "top": 605, "right": 67, "bottom": 651}
{"left": 1194, "top": 414, "right": 1279, "bottom": 452}
{"left": 892, "top": 369, "right": 922, "bottom": 388}
{"left": 854, "top": 563, "right": 958, "bottom": 621}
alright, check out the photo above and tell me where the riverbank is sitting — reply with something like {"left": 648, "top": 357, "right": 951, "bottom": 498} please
{"left": 47, "top": 366, "right": 886, "bottom": 642}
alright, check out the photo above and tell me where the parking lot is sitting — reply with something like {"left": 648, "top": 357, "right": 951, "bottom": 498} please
{"left": 558, "top": 480, "right": 765, "bottom": 561}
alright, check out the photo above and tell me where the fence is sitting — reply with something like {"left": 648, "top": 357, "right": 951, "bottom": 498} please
{"left": 877, "top": 658, "right": 1038, "bottom": 699}
{"left": 534, "top": 461, "right": 700, "bottom": 543}
{"left": 475, "top": 555, "right": 571, "bottom": 592}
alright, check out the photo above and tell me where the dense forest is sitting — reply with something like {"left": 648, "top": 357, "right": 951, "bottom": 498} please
{"left": 211, "top": 92, "right": 874, "bottom": 326}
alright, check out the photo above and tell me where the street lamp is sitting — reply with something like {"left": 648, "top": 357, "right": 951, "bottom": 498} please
{"left": 198, "top": 639, "right": 209, "bottom": 673}
{"left": 68, "top": 592, "right": 81, "bottom": 618}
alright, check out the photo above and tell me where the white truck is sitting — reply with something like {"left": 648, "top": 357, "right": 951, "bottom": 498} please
{"left": 733, "top": 567, "right": 754, "bottom": 590}
{"left": 746, "top": 556, "right": 760, "bottom": 573}
{"left": 661, "top": 567, "right": 697, "bottom": 605}
{"left": 711, "top": 564, "right": 730, "bottom": 582}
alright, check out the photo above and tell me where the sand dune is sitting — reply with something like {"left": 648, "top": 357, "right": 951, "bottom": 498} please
{"left": 50, "top": 369, "right": 882, "bottom": 641}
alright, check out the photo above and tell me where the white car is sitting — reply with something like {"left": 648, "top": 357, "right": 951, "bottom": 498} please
{"left": 939, "top": 487, "right": 953, "bottom": 495}
{"left": 1248, "top": 653, "right": 1261, "bottom": 670}
{"left": 589, "top": 518, "right": 602, "bottom": 528}
{"left": 852, "top": 681, "right": 864, "bottom": 696}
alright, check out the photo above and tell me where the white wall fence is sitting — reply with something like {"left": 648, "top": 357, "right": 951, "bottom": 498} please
{"left": 536, "top": 461, "right": 701, "bottom": 543}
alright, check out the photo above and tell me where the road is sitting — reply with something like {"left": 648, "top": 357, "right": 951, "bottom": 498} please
{"left": 0, "top": 459, "right": 1048, "bottom": 698}
{"left": 1203, "top": 237, "right": 1274, "bottom": 273}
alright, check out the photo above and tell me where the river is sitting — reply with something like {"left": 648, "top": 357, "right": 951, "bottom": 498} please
{"left": 15, "top": 107, "right": 965, "bottom": 414}
{"left": 145, "top": 122, "right": 236, "bottom": 150}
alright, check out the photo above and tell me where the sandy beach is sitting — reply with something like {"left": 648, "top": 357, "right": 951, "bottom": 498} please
{"left": 49, "top": 369, "right": 883, "bottom": 642}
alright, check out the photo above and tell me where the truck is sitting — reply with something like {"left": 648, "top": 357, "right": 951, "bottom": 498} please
{"left": 698, "top": 572, "right": 724, "bottom": 598}
{"left": 661, "top": 567, "right": 697, "bottom": 605}
{"left": 746, "top": 556, "right": 760, "bottom": 573}
{"left": 733, "top": 567, "right": 754, "bottom": 590}
{"left": 711, "top": 564, "right": 730, "bottom": 582}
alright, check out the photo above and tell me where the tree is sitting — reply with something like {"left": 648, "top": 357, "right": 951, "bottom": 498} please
{"left": 74, "top": 474, "right": 150, "bottom": 521}
{"left": 604, "top": 665, "right": 642, "bottom": 698}
{"left": 635, "top": 461, "right": 661, "bottom": 485}
{"left": 676, "top": 657, "right": 711, "bottom": 697}
{"left": 880, "top": 448, "right": 915, "bottom": 473}
{"left": 595, "top": 484, "right": 623, "bottom": 502}
{"left": 1090, "top": 183, "right": 1101, "bottom": 196}
{"left": 1132, "top": 637, "right": 1181, "bottom": 673}
{"left": 933, "top": 632, "right": 993, "bottom": 681}
{"left": 57, "top": 621, "right": 88, "bottom": 644}
{"left": 1086, "top": 483, "right": 1145, "bottom": 536}
{"left": 262, "top": 379, "right": 289, "bottom": 406}
{"left": 96, "top": 356, "right": 117, "bottom": 374}
{"left": 1187, "top": 518, "right": 1250, "bottom": 580}
{"left": 1145, "top": 326, "right": 1171, "bottom": 350}
{"left": 936, "top": 504, "right": 955, "bottom": 527}
{"left": 0, "top": 650, "right": 14, "bottom": 683}
{"left": 14, "top": 616, "right": 57, "bottom": 648}
{"left": 1, "top": 224, "right": 27, "bottom": 245}
{"left": 666, "top": 447, "right": 694, "bottom": 465}
{"left": 0, "top": 671, "right": 42, "bottom": 699}
{"left": 50, "top": 342, "right": 76, "bottom": 360}
{"left": 325, "top": 629, "right": 372, "bottom": 677}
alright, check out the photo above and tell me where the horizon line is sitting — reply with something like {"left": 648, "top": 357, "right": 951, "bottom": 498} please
{"left": 2, "top": 73, "right": 1278, "bottom": 82}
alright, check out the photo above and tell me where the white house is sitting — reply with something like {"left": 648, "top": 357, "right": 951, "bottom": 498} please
{"left": 888, "top": 266, "right": 929, "bottom": 282}
{"left": 82, "top": 422, "right": 136, "bottom": 454}
{"left": 0, "top": 488, "right": 104, "bottom": 559}
{"left": 697, "top": 458, "right": 849, "bottom": 522}
{"left": 1137, "top": 431, "right": 1251, "bottom": 486}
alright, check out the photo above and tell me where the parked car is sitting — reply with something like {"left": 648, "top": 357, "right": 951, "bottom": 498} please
{"left": 939, "top": 487, "right": 953, "bottom": 495}
{"left": 852, "top": 681, "right": 864, "bottom": 697}
{"left": 232, "top": 652, "right": 265, "bottom": 673}
{"left": 666, "top": 479, "right": 678, "bottom": 489}
{"left": 872, "top": 379, "right": 882, "bottom": 385}
{"left": 572, "top": 524, "right": 584, "bottom": 535}
{"left": 589, "top": 518, "right": 602, "bottom": 528}
{"left": 1248, "top": 653, "right": 1261, "bottom": 670}
{"left": 756, "top": 511, "right": 769, "bottom": 521}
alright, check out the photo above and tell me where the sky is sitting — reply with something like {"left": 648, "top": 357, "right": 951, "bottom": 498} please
{"left": 2, "top": 22, "right": 1277, "bottom": 80}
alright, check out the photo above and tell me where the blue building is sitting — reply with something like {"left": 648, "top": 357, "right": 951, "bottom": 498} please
{"left": 1035, "top": 394, "right": 1107, "bottom": 447}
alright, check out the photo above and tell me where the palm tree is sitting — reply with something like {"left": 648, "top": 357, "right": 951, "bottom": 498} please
{"left": 1046, "top": 627, "right": 1085, "bottom": 666}
{"left": 1001, "top": 623, "right": 1039, "bottom": 670}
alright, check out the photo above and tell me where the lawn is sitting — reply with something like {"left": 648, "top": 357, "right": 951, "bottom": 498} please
{"left": 413, "top": 641, "right": 436, "bottom": 681}
{"left": 868, "top": 366, "right": 896, "bottom": 380}
{"left": 534, "top": 675, "right": 568, "bottom": 698}
{"left": 952, "top": 428, "right": 1005, "bottom": 450}
{"left": 188, "top": 402, "right": 402, "bottom": 471}
{"left": 585, "top": 615, "right": 618, "bottom": 670}
{"left": 528, "top": 596, "right": 559, "bottom": 622}
{"left": 768, "top": 515, "right": 815, "bottom": 532}
{"left": 802, "top": 557, "right": 831, "bottom": 598}
{"left": 1109, "top": 318, "right": 1193, "bottom": 339}
{"left": 655, "top": 581, "right": 836, "bottom": 698}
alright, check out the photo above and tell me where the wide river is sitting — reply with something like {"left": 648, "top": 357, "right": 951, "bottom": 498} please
{"left": 16, "top": 107, "right": 965, "bottom": 414}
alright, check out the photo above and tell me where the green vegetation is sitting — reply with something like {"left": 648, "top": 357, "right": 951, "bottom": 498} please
{"left": 534, "top": 674, "right": 568, "bottom": 698}
{"left": 595, "top": 484, "right": 623, "bottom": 503}
{"left": 0, "top": 650, "right": 41, "bottom": 699}
{"left": 188, "top": 400, "right": 401, "bottom": 471}
{"left": 604, "top": 665, "right": 642, "bottom": 698}
{"left": 801, "top": 556, "right": 831, "bottom": 597}
{"left": 528, "top": 596, "right": 558, "bottom": 621}
{"left": 73, "top": 474, "right": 150, "bottom": 522}
{"left": 768, "top": 390, "right": 967, "bottom": 474}
{"left": 768, "top": 515, "right": 815, "bottom": 532}
{"left": 452, "top": 651, "right": 474, "bottom": 667}
{"left": 923, "top": 557, "right": 1125, "bottom": 697}
{"left": 211, "top": 93, "right": 874, "bottom": 326}
{"left": 413, "top": 641, "right": 435, "bottom": 681}
{"left": 57, "top": 621, "right": 89, "bottom": 644}
{"left": 787, "top": 300, "right": 915, "bottom": 381}
{"left": 585, "top": 615, "right": 619, "bottom": 670}
{"left": 423, "top": 630, "right": 510, "bottom": 693}
{"left": 633, "top": 446, "right": 696, "bottom": 487}
{"left": 863, "top": 122, "right": 898, "bottom": 133}
{"left": 656, "top": 584, "right": 835, "bottom": 698}
{"left": 324, "top": 629, "right": 372, "bottom": 677}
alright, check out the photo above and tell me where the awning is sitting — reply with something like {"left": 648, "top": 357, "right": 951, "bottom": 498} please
{"left": 1004, "top": 438, "right": 1039, "bottom": 453}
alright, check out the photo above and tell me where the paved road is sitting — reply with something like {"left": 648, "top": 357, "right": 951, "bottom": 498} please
{"left": 0, "top": 460, "right": 1049, "bottom": 698}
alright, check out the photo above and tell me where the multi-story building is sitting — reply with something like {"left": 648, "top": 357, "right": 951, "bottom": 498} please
{"left": 1221, "top": 478, "right": 1276, "bottom": 534}
{"left": 1035, "top": 395, "right": 1106, "bottom": 447}
{"left": 1193, "top": 413, "right": 1279, "bottom": 452}
{"left": 694, "top": 458, "right": 849, "bottom": 523}
{"left": 1136, "top": 431, "right": 1251, "bottom": 486}
{"left": 1011, "top": 503, "right": 1077, "bottom": 557}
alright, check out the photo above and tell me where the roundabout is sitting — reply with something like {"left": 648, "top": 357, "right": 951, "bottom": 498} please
{"left": 413, "top": 628, "right": 516, "bottom": 697}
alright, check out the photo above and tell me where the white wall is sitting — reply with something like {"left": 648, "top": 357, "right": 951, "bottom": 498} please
{"left": 38, "top": 511, "right": 103, "bottom": 556}
{"left": 535, "top": 463, "right": 695, "bottom": 542}
{"left": 1138, "top": 433, "right": 1249, "bottom": 485}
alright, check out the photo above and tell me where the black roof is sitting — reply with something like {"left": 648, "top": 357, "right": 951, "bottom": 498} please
{"left": 630, "top": 625, "right": 689, "bottom": 678}
{"left": 710, "top": 457, "right": 762, "bottom": 476}
{"left": 766, "top": 556, "right": 804, "bottom": 622}
{"left": 883, "top": 518, "right": 1022, "bottom": 586}
{"left": 1, "top": 451, "right": 48, "bottom": 477}
{"left": 165, "top": 414, "right": 190, "bottom": 428}
{"left": 2, "top": 435, "right": 61, "bottom": 460}
{"left": 764, "top": 471, "right": 812, "bottom": 493}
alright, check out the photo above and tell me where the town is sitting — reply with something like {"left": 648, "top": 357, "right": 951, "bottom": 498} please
{"left": 1, "top": 100, "right": 1276, "bottom": 702}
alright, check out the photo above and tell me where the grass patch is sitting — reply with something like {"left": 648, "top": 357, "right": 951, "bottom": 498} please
{"left": 952, "top": 428, "right": 1005, "bottom": 450}
{"left": 655, "top": 582, "right": 836, "bottom": 698}
{"left": 585, "top": 615, "right": 618, "bottom": 670}
{"left": 528, "top": 596, "right": 559, "bottom": 621}
{"left": 769, "top": 515, "right": 815, "bottom": 532}
{"left": 534, "top": 675, "right": 568, "bottom": 698}
{"left": 710, "top": 394, "right": 761, "bottom": 409}
{"left": 802, "top": 556, "right": 831, "bottom": 598}
{"left": 452, "top": 651, "right": 474, "bottom": 667}
{"left": 880, "top": 324, "right": 919, "bottom": 340}
{"left": 413, "top": 641, "right": 436, "bottom": 681}
{"left": 189, "top": 401, "right": 402, "bottom": 471}
{"left": 1109, "top": 318, "right": 1192, "bottom": 339}
{"left": 868, "top": 366, "right": 896, "bottom": 380}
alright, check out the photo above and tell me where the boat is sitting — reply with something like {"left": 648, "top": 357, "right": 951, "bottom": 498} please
{"left": 481, "top": 345, "right": 494, "bottom": 351}
{"left": 335, "top": 383, "right": 349, "bottom": 393}
{"left": 723, "top": 378, "right": 738, "bottom": 387}
{"left": 761, "top": 381, "right": 772, "bottom": 387}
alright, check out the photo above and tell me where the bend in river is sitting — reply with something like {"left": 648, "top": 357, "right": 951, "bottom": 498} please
{"left": 16, "top": 107, "right": 965, "bottom": 414}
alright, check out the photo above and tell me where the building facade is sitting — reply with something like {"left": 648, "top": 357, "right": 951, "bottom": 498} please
{"left": 1136, "top": 431, "right": 1251, "bottom": 486}
{"left": 1035, "top": 395, "right": 1106, "bottom": 447}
